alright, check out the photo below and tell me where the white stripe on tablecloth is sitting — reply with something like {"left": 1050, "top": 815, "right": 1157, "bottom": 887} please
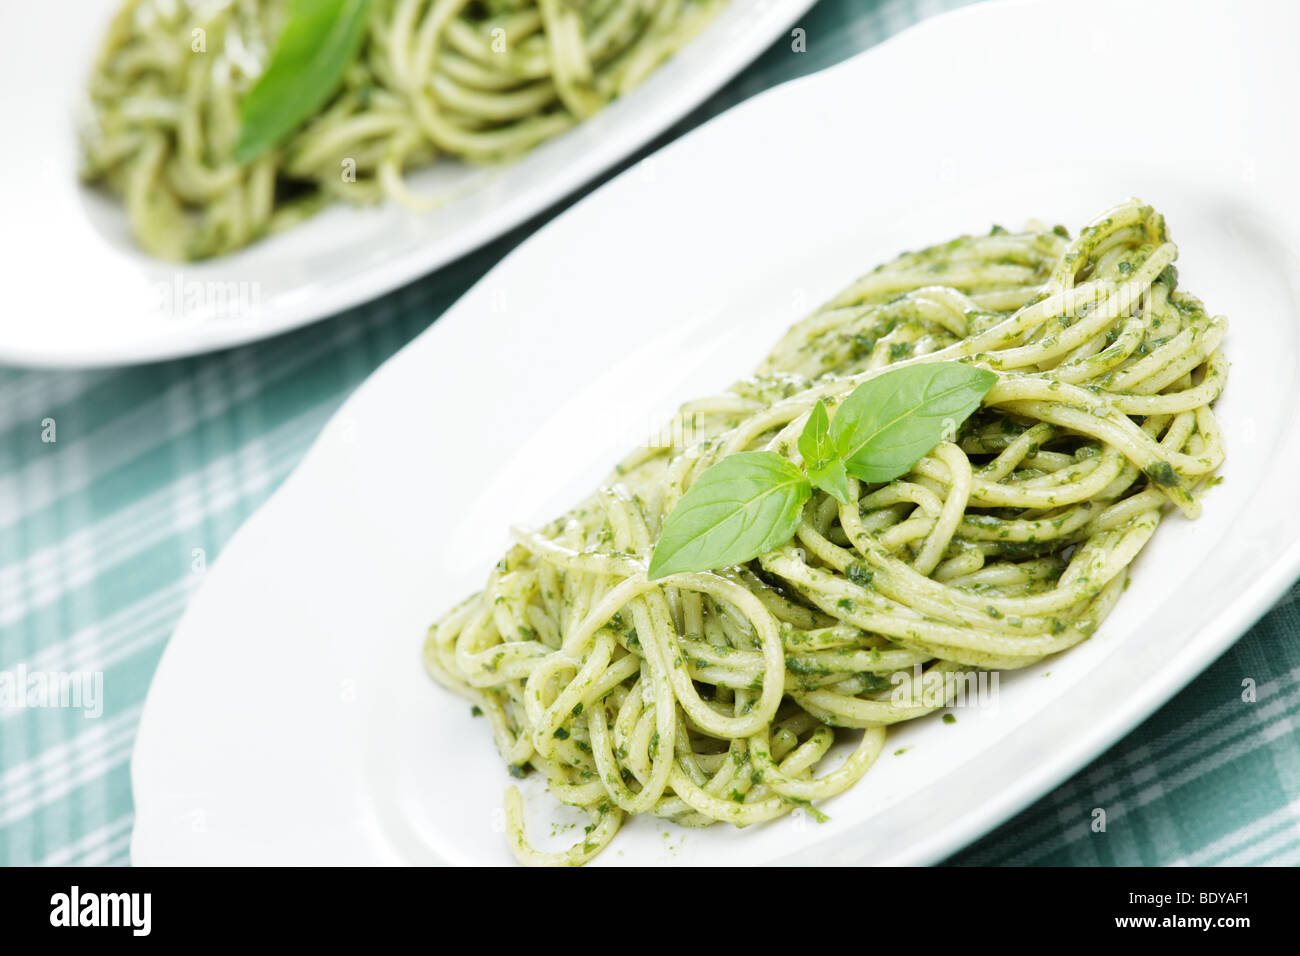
{"left": 36, "top": 812, "right": 134, "bottom": 866}
{"left": 0, "top": 704, "right": 141, "bottom": 825}
{"left": 0, "top": 399, "right": 333, "bottom": 628}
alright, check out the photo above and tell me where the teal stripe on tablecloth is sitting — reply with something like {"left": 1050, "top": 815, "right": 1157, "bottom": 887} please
{"left": 2, "top": 0, "right": 1298, "bottom": 867}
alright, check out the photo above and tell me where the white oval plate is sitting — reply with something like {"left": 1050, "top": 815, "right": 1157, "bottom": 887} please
{"left": 133, "top": 0, "right": 1300, "bottom": 865}
{"left": 0, "top": 0, "right": 813, "bottom": 368}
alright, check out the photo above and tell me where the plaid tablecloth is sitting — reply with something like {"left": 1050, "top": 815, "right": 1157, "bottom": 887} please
{"left": 3, "top": 0, "right": 1299, "bottom": 867}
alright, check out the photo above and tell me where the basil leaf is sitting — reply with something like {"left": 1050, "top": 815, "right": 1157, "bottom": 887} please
{"left": 832, "top": 363, "right": 996, "bottom": 484}
{"left": 234, "top": 0, "right": 374, "bottom": 165}
{"left": 807, "top": 458, "right": 852, "bottom": 505}
{"left": 648, "top": 452, "right": 811, "bottom": 579}
{"left": 799, "top": 400, "right": 852, "bottom": 504}
{"left": 798, "top": 400, "right": 835, "bottom": 470}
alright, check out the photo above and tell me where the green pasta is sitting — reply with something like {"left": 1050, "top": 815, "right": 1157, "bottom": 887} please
{"left": 424, "top": 200, "right": 1228, "bottom": 865}
{"left": 80, "top": 0, "right": 726, "bottom": 260}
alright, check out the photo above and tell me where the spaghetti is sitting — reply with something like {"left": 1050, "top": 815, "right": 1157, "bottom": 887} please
{"left": 80, "top": 0, "right": 726, "bottom": 259}
{"left": 424, "top": 200, "right": 1227, "bottom": 865}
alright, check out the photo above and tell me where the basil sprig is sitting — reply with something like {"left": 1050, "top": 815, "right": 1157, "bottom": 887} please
{"left": 234, "top": 0, "right": 374, "bottom": 165}
{"left": 798, "top": 399, "right": 852, "bottom": 505}
{"left": 647, "top": 362, "right": 996, "bottom": 580}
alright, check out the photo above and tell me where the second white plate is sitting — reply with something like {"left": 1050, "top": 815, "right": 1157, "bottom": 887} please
{"left": 0, "top": 0, "right": 813, "bottom": 367}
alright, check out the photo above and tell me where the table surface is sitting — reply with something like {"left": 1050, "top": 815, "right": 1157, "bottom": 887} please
{"left": 3, "top": 0, "right": 1299, "bottom": 867}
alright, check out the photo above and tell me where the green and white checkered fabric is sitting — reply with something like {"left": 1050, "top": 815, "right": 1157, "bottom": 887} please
{"left": 3, "top": 0, "right": 1298, "bottom": 867}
